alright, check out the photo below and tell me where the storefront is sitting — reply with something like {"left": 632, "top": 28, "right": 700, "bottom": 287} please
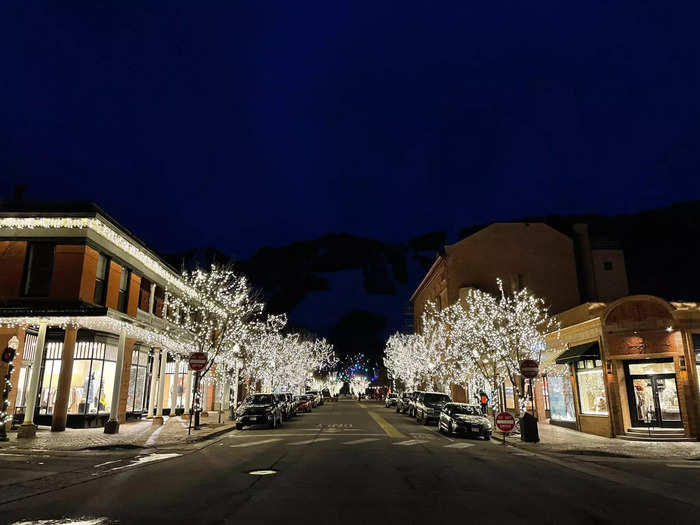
{"left": 125, "top": 344, "right": 153, "bottom": 420}
{"left": 543, "top": 296, "right": 700, "bottom": 440}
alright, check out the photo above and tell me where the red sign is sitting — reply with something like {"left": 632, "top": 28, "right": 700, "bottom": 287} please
{"left": 189, "top": 352, "right": 208, "bottom": 371}
{"left": 495, "top": 412, "right": 516, "bottom": 432}
{"left": 520, "top": 359, "right": 539, "bottom": 379}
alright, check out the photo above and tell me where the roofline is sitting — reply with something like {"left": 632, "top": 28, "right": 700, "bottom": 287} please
{"left": 409, "top": 254, "right": 445, "bottom": 303}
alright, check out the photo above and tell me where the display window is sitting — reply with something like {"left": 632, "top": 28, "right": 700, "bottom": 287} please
{"left": 546, "top": 369, "right": 576, "bottom": 422}
{"left": 14, "top": 333, "right": 38, "bottom": 413}
{"left": 127, "top": 346, "right": 152, "bottom": 413}
{"left": 165, "top": 359, "right": 187, "bottom": 409}
{"left": 66, "top": 335, "right": 118, "bottom": 415}
{"left": 575, "top": 359, "right": 608, "bottom": 415}
{"left": 38, "top": 341, "right": 63, "bottom": 415}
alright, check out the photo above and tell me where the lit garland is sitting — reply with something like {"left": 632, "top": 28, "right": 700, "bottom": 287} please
{"left": 0, "top": 315, "right": 191, "bottom": 355}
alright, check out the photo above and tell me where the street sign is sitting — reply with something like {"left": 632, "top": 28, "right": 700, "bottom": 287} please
{"left": 520, "top": 359, "right": 539, "bottom": 379}
{"left": 189, "top": 352, "right": 208, "bottom": 371}
{"left": 495, "top": 412, "right": 516, "bottom": 433}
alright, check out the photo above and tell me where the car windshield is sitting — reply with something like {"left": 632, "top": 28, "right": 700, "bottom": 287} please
{"left": 451, "top": 405, "right": 481, "bottom": 416}
{"left": 249, "top": 395, "right": 274, "bottom": 405}
{"left": 424, "top": 393, "right": 451, "bottom": 404}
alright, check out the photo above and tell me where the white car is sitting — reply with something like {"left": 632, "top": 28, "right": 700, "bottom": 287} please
{"left": 385, "top": 393, "right": 399, "bottom": 408}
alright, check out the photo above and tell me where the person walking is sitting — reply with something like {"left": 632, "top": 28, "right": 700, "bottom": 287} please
{"left": 479, "top": 391, "right": 489, "bottom": 415}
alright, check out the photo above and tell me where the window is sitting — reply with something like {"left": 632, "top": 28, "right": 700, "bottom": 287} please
{"left": 694, "top": 334, "right": 700, "bottom": 394}
{"left": 117, "top": 267, "right": 131, "bottom": 313}
{"left": 127, "top": 346, "right": 151, "bottom": 413}
{"left": 138, "top": 278, "right": 151, "bottom": 311}
{"left": 38, "top": 340, "right": 64, "bottom": 415}
{"left": 23, "top": 243, "right": 54, "bottom": 296}
{"left": 603, "top": 261, "right": 613, "bottom": 271}
{"left": 64, "top": 336, "right": 118, "bottom": 415}
{"left": 576, "top": 359, "right": 608, "bottom": 415}
{"left": 546, "top": 370, "right": 576, "bottom": 422}
{"left": 94, "top": 254, "right": 110, "bottom": 305}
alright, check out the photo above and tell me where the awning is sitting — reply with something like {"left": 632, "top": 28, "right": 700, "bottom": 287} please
{"left": 555, "top": 341, "right": 600, "bottom": 364}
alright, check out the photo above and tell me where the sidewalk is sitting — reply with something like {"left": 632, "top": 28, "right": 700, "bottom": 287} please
{"left": 0, "top": 413, "right": 236, "bottom": 452}
{"left": 504, "top": 422, "right": 700, "bottom": 459}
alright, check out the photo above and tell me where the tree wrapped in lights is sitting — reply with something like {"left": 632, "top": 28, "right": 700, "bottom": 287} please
{"left": 164, "top": 264, "right": 263, "bottom": 425}
{"left": 383, "top": 332, "right": 424, "bottom": 391}
{"left": 349, "top": 375, "right": 370, "bottom": 398}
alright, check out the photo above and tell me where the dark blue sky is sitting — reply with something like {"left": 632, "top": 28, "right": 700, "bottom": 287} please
{"left": 2, "top": 3, "right": 700, "bottom": 258}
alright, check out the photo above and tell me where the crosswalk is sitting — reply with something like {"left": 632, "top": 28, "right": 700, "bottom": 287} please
{"left": 226, "top": 435, "right": 500, "bottom": 450}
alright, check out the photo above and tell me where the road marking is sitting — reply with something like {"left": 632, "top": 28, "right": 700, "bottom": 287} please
{"left": 93, "top": 460, "right": 122, "bottom": 468}
{"left": 393, "top": 439, "right": 428, "bottom": 446}
{"left": 342, "top": 438, "right": 380, "bottom": 445}
{"left": 666, "top": 463, "right": 700, "bottom": 469}
{"left": 230, "top": 438, "right": 282, "bottom": 448}
{"left": 288, "top": 438, "right": 333, "bottom": 446}
{"left": 109, "top": 453, "right": 181, "bottom": 471}
{"left": 443, "top": 442, "right": 475, "bottom": 449}
{"left": 367, "top": 411, "right": 405, "bottom": 438}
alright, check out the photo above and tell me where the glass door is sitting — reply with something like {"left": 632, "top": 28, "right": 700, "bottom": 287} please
{"left": 627, "top": 370, "right": 682, "bottom": 428}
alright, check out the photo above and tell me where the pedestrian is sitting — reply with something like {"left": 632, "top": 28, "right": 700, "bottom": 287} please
{"left": 479, "top": 391, "right": 489, "bottom": 415}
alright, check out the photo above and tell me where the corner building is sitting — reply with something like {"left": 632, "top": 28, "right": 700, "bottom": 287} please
{"left": 0, "top": 202, "right": 220, "bottom": 434}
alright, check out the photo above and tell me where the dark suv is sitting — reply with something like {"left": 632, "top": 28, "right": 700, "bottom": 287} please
{"left": 235, "top": 393, "right": 283, "bottom": 430}
{"left": 414, "top": 392, "right": 452, "bottom": 425}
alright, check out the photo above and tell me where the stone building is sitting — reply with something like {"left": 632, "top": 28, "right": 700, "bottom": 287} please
{"left": 0, "top": 202, "right": 225, "bottom": 437}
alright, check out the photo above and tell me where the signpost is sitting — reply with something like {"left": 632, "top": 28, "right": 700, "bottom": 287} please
{"left": 495, "top": 411, "right": 516, "bottom": 444}
{"left": 188, "top": 352, "right": 208, "bottom": 435}
{"left": 520, "top": 359, "right": 540, "bottom": 416}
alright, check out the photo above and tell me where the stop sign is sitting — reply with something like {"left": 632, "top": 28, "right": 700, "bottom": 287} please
{"left": 495, "top": 412, "right": 516, "bottom": 432}
{"left": 189, "top": 352, "right": 208, "bottom": 371}
{"left": 520, "top": 359, "right": 539, "bottom": 379}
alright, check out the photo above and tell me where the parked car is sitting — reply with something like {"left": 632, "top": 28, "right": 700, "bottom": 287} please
{"left": 285, "top": 393, "right": 297, "bottom": 417}
{"left": 275, "top": 393, "right": 295, "bottom": 421}
{"left": 414, "top": 392, "right": 452, "bottom": 425}
{"left": 385, "top": 393, "right": 399, "bottom": 408}
{"left": 307, "top": 390, "right": 323, "bottom": 406}
{"left": 296, "top": 394, "right": 312, "bottom": 413}
{"left": 235, "top": 393, "right": 283, "bottom": 430}
{"left": 407, "top": 391, "right": 425, "bottom": 417}
{"left": 396, "top": 392, "right": 411, "bottom": 413}
{"left": 438, "top": 403, "right": 492, "bottom": 440}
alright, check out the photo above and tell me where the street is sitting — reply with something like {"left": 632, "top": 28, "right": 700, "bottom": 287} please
{"left": 1, "top": 399, "right": 699, "bottom": 524}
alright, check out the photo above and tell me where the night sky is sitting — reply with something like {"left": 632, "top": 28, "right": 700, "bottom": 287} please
{"left": 2, "top": 3, "right": 700, "bottom": 259}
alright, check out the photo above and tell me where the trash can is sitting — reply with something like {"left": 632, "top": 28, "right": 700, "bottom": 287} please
{"left": 519, "top": 412, "right": 540, "bottom": 443}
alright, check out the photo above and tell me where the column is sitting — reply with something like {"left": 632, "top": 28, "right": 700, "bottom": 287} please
{"left": 51, "top": 327, "right": 78, "bottom": 432}
{"left": 18, "top": 322, "right": 48, "bottom": 438}
{"left": 146, "top": 348, "right": 160, "bottom": 418}
{"left": 153, "top": 348, "right": 168, "bottom": 424}
{"left": 148, "top": 282, "right": 156, "bottom": 314}
{"left": 170, "top": 356, "right": 180, "bottom": 416}
{"left": 104, "top": 329, "right": 127, "bottom": 434}
{"left": 183, "top": 369, "right": 192, "bottom": 416}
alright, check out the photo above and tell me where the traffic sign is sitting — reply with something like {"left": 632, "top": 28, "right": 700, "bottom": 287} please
{"left": 520, "top": 359, "right": 539, "bottom": 379}
{"left": 189, "top": 352, "right": 208, "bottom": 371}
{"left": 495, "top": 412, "right": 516, "bottom": 433}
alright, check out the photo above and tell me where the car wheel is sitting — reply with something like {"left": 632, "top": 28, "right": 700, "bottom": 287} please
{"left": 236, "top": 423, "right": 244, "bottom": 430}
{"left": 416, "top": 411, "right": 422, "bottom": 424}
{"left": 484, "top": 433, "right": 491, "bottom": 441}
{"left": 449, "top": 422, "right": 454, "bottom": 435}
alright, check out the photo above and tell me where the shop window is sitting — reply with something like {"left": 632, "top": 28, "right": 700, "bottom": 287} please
{"left": 38, "top": 341, "right": 64, "bottom": 415}
{"left": 23, "top": 243, "right": 55, "bottom": 297}
{"left": 93, "top": 254, "right": 110, "bottom": 305}
{"left": 117, "top": 267, "right": 131, "bottom": 313}
{"left": 575, "top": 360, "right": 608, "bottom": 415}
{"left": 603, "top": 261, "right": 613, "bottom": 271}
{"left": 127, "top": 346, "right": 151, "bottom": 413}
{"left": 695, "top": 350, "right": 700, "bottom": 395}
{"left": 65, "top": 336, "right": 118, "bottom": 415}
{"left": 546, "top": 368, "right": 576, "bottom": 422}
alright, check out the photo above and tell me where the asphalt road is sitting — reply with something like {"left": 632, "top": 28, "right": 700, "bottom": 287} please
{"left": 1, "top": 399, "right": 699, "bottom": 524}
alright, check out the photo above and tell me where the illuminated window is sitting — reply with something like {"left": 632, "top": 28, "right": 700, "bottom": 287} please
{"left": 576, "top": 360, "right": 608, "bottom": 415}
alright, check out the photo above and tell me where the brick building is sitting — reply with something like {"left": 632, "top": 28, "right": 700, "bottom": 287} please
{"left": 0, "top": 202, "right": 225, "bottom": 436}
{"left": 409, "top": 222, "right": 629, "bottom": 403}
{"left": 540, "top": 296, "right": 700, "bottom": 440}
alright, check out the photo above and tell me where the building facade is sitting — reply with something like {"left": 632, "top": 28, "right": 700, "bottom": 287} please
{"left": 409, "top": 221, "right": 630, "bottom": 405}
{"left": 541, "top": 296, "right": 700, "bottom": 440}
{"left": 0, "top": 202, "right": 228, "bottom": 436}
